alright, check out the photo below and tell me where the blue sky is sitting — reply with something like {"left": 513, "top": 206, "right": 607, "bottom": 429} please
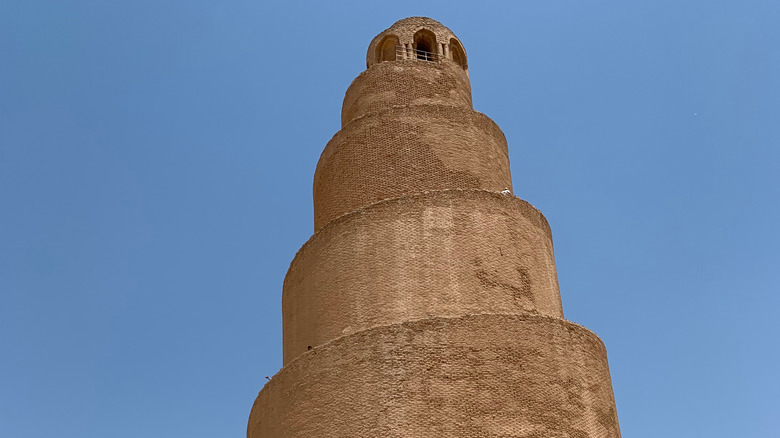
{"left": 1, "top": 1, "right": 778, "bottom": 437}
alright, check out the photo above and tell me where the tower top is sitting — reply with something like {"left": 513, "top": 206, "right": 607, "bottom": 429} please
{"left": 366, "top": 16, "right": 468, "bottom": 72}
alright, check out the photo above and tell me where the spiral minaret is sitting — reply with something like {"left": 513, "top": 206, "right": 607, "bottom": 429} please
{"left": 248, "top": 17, "right": 621, "bottom": 437}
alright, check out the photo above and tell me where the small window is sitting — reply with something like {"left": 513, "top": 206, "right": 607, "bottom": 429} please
{"left": 450, "top": 38, "right": 467, "bottom": 70}
{"left": 413, "top": 29, "right": 437, "bottom": 61}
{"left": 376, "top": 35, "right": 400, "bottom": 63}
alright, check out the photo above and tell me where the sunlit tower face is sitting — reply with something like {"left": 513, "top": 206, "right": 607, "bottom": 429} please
{"left": 248, "top": 17, "right": 621, "bottom": 438}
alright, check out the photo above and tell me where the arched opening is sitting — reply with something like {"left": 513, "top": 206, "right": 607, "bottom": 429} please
{"left": 450, "top": 38, "right": 467, "bottom": 70}
{"left": 413, "top": 29, "right": 437, "bottom": 61}
{"left": 375, "top": 35, "right": 400, "bottom": 64}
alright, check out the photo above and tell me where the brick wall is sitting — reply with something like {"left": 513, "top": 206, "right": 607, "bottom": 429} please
{"left": 248, "top": 16, "right": 621, "bottom": 438}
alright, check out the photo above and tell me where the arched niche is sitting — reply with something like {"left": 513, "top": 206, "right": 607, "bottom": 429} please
{"left": 413, "top": 29, "right": 437, "bottom": 61}
{"left": 450, "top": 38, "right": 467, "bottom": 70}
{"left": 375, "top": 35, "right": 400, "bottom": 64}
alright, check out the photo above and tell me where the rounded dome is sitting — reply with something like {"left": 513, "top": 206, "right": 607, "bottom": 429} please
{"left": 366, "top": 17, "right": 468, "bottom": 72}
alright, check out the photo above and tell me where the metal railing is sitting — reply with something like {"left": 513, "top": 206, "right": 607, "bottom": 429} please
{"left": 395, "top": 45, "right": 439, "bottom": 62}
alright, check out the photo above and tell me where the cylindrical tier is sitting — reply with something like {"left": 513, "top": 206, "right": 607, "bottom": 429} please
{"left": 342, "top": 60, "right": 472, "bottom": 127}
{"left": 250, "top": 314, "right": 621, "bottom": 438}
{"left": 284, "top": 190, "right": 562, "bottom": 364}
{"left": 365, "top": 17, "right": 468, "bottom": 73}
{"left": 314, "top": 105, "right": 511, "bottom": 230}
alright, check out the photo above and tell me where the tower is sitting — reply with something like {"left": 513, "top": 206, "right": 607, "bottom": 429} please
{"left": 249, "top": 16, "right": 621, "bottom": 437}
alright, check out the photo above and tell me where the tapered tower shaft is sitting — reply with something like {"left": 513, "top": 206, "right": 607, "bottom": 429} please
{"left": 249, "top": 17, "right": 621, "bottom": 437}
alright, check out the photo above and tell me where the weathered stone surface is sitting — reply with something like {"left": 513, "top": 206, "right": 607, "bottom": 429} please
{"left": 251, "top": 314, "right": 621, "bottom": 438}
{"left": 284, "top": 190, "right": 562, "bottom": 364}
{"left": 342, "top": 60, "right": 472, "bottom": 126}
{"left": 314, "top": 105, "right": 510, "bottom": 230}
{"left": 249, "top": 16, "right": 621, "bottom": 438}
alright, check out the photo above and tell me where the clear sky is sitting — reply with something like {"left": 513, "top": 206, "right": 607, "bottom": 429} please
{"left": 1, "top": 1, "right": 778, "bottom": 437}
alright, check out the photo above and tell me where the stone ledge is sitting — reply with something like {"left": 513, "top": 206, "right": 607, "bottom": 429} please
{"left": 250, "top": 313, "right": 619, "bottom": 438}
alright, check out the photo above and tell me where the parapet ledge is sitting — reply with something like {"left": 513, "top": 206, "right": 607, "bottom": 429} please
{"left": 252, "top": 311, "right": 607, "bottom": 401}
{"left": 345, "top": 56, "right": 469, "bottom": 92}
{"left": 289, "top": 189, "right": 553, "bottom": 281}
{"left": 322, "top": 104, "right": 509, "bottom": 165}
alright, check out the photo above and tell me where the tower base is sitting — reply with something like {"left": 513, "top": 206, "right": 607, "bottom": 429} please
{"left": 249, "top": 313, "right": 620, "bottom": 438}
